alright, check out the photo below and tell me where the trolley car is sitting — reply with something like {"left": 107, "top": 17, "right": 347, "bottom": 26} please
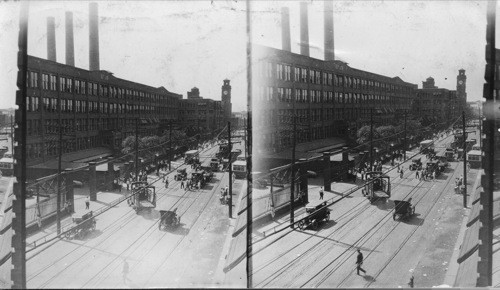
{"left": 128, "top": 181, "right": 156, "bottom": 212}
{"left": 363, "top": 171, "right": 391, "bottom": 203}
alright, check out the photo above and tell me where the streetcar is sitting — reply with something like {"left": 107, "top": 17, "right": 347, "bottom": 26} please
{"left": 232, "top": 160, "right": 247, "bottom": 179}
{"left": 184, "top": 150, "right": 199, "bottom": 164}
{"left": 128, "top": 181, "right": 156, "bottom": 212}
{"left": 420, "top": 140, "right": 434, "bottom": 154}
{"left": 363, "top": 171, "right": 391, "bottom": 203}
{"left": 467, "top": 150, "right": 482, "bottom": 168}
{"left": 0, "top": 152, "right": 13, "bottom": 176}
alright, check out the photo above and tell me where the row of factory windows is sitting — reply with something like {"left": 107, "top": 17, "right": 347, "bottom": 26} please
{"left": 27, "top": 71, "right": 178, "bottom": 105}
{"left": 27, "top": 136, "right": 101, "bottom": 159}
{"left": 255, "top": 126, "right": 339, "bottom": 149}
{"left": 26, "top": 96, "right": 175, "bottom": 115}
{"left": 257, "top": 87, "right": 410, "bottom": 106}
{"left": 256, "top": 107, "right": 364, "bottom": 126}
{"left": 260, "top": 62, "right": 414, "bottom": 93}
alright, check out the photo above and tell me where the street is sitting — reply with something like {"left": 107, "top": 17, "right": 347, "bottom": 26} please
{"left": 251, "top": 132, "right": 478, "bottom": 288}
{"left": 26, "top": 142, "right": 241, "bottom": 288}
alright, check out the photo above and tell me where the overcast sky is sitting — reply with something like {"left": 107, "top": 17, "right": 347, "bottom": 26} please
{"left": 0, "top": 1, "right": 497, "bottom": 111}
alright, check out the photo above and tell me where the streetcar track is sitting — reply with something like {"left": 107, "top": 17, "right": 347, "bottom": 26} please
{"left": 255, "top": 162, "right": 423, "bottom": 288}
{"left": 255, "top": 140, "right": 450, "bottom": 288}
{"left": 29, "top": 145, "right": 219, "bottom": 288}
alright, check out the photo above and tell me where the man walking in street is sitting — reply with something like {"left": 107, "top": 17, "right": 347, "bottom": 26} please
{"left": 319, "top": 187, "right": 324, "bottom": 200}
{"left": 85, "top": 196, "right": 90, "bottom": 210}
{"left": 180, "top": 180, "right": 185, "bottom": 189}
{"left": 356, "top": 249, "right": 366, "bottom": 275}
{"left": 400, "top": 169, "right": 404, "bottom": 179}
{"left": 415, "top": 169, "right": 419, "bottom": 180}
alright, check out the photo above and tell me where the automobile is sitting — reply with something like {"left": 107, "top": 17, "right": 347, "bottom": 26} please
{"left": 393, "top": 199, "right": 415, "bottom": 221}
{"left": 297, "top": 201, "right": 331, "bottom": 230}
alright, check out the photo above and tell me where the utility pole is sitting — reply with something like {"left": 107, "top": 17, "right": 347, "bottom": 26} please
{"left": 290, "top": 114, "right": 296, "bottom": 228}
{"left": 403, "top": 111, "right": 407, "bottom": 161}
{"left": 169, "top": 120, "right": 172, "bottom": 171}
{"left": 228, "top": 121, "right": 232, "bottom": 218}
{"left": 135, "top": 118, "right": 139, "bottom": 181}
{"left": 462, "top": 111, "right": 467, "bottom": 207}
{"left": 56, "top": 93, "right": 63, "bottom": 235}
{"left": 370, "top": 108, "right": 374, "bottom": 172}
{"left": 478, "top": 101, "right": 482, "bottom": 149}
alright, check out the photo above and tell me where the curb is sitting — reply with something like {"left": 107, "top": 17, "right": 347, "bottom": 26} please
{"left": 213, "top": 178, "right": 245, "bottom": 286}
{"left": 443, "top": 169, "right": 482, "bottom": 286}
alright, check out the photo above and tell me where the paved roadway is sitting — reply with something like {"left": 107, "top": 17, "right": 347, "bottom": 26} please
{"left": 26, "top": 143, "right": 237, "bottom": 288}
{"left": 251, "top": 132, "right": 478, "bottom": 288}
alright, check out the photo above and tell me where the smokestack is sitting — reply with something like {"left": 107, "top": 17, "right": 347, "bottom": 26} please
{"left": 281, "top": 7, "right": 291, "bottom": 52}
{"left": 300, "top": 2, "right": 309, "bottom": 57}
{"left": 47, "top": 17, "right": 57, "bottom": 62}
{"left": 65, "top": 12, "right": 75, "bottom": 66}
{"left": 324, "top": 1, "right": 335, "bottom": 61}
{"left": 89, "top": 2, "right": 100, "bottom": 71}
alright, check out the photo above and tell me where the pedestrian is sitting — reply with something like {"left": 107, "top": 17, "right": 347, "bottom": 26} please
{"left": 408, "top": 275, "right": 414, "bottom": 288}
{"left": 415, "top": 169, "right": 419, "bottom": 180}
{"left": 400, "top": 170, "right": 404, "bottom": 179}
{"left": 165, "top": 178, "right": 169, "bottom": 188}
{"left": 356, "top": 249, "right": 367, "bottom": 275}
{"left": 319, "top": 187, "right": 324, "bottom": 200}
{"left": 397, "top": 162, "right": 400, "bottom": 171}
{"left": 85, "top": 196, "right": 90, "bottom": 210}
{"left": 432, "top": 171, "right": 436, "bottom": 181}
{"left": 126, "top": 179, "right": 130, "bottom": 191}
{"left": 361, "top": 169, "right": 365, "bottom": 181}
{"left": 122, "top": 258, "right": 130, "bottom": 284}
{"left": 180, "top": 180, "right": 185, "bottom": 189}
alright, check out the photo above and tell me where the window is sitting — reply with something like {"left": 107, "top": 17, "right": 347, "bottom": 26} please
{"left": 81, "top": 81, "right": 86, "bottom": 94}
{"left": 66, "top": 78, "right": 72, "bottom": 92}
{"left": 294, "top": 67, "right": 300, "bottom": 81}
{"left": 60, "top": 77, "right": 66, "bottom": 92}
{"left": 42, "top": 74, "right": 49, "bottom": 90}
{"left": 285, "top": 65, "right": 291, "bottom": 81}
{"left": 75, "top": 80, "right": 80, "bottom": 94}
{"left": 50, "top": 75, "right": 57, "bottom": 90}
{"left": 276, "top": 64, "right": 283, "bottom": 80}
{"left": 28, "top": 71, "right": 38, "bottom": 88}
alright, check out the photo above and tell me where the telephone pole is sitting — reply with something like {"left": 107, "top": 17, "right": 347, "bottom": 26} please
{"left": 290, "top": 114, "right": 296, "bottom": 228}
{"left": 370, "top": 108, "right": 374, "bottom": 171}
{"left": 135, "top": 118, "right": 139, "bottom": 181}
{"left": 462, "top": 111, "right": 467, "bottom": 207}
{"left": 403, "top": 111, "right": 407, "bottom": 161}
{"left": 228, "top": 121, "right": 232, "bottom": 218}
{"left": 169, "top": 121, "right": 172, "bottom": 171}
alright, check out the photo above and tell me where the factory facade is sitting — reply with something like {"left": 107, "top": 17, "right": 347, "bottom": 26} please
{"left": 25, "top": 3, "right": 231, "bottom": 167}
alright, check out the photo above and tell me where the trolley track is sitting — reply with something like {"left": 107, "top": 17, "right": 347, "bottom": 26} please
{"left": 28, "top": 145, "right": 222, "bottom": 288}
{"left": 254, "top": 146, "right": 453, "bottom": 288}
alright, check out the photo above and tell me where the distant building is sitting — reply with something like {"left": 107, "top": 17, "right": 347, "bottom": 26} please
{"left": 179, "top": 86, "right": 225, "bottom": 133}
{"left": 414, "top": 74, "right": 462, "bottom": 127}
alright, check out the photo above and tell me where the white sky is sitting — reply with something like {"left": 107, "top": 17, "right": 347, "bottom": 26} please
{"left": 0, "top": 1, "right": 498, "bottom": 111}
{"left": 250, "top": 1, "right": 493, "bottom": 102}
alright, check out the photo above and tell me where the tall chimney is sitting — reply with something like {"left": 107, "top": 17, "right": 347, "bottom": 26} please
{"left": 47, "top": 17, "right": 56, "bottom": 62}
{"left": 65, "top": 12, "right": 75, "bottom": 66}
{"left": 89, "top": 2, "right": 100, "bottom": 71}
{"left": 281, "top": 7, "right": 291, "bottom": 52}
{"left": 300, "top": 2, "right": 309, "bottom": 57}
{"left": 324, "top": 1, "right": 335, "bottom": 61}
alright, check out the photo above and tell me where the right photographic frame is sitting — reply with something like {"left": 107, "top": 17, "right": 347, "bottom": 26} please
{"left": 248, "top": 1, "right": 499, "bottom": 288}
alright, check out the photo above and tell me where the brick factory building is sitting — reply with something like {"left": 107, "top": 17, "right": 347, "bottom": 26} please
{"left": 24, "top": 3, "right": 231, "bottom": 169}
{"left": 253, "top": 3, "right": 464, "bottom": 160}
